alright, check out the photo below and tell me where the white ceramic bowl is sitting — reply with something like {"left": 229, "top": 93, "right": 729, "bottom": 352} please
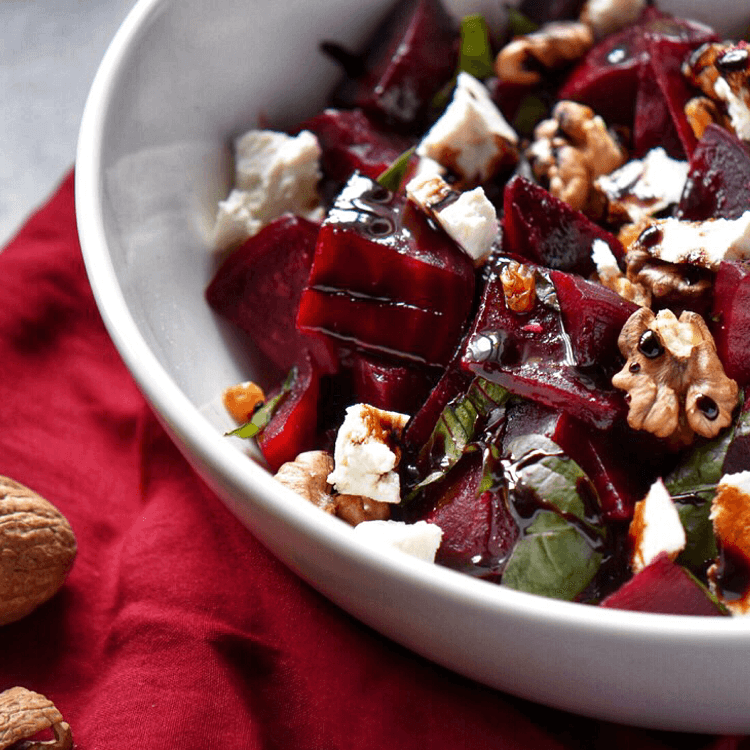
{"left": 76, "top": 0, "right": 750, "bottom": 733}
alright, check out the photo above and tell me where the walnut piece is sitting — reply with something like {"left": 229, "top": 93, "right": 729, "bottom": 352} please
{"left": 495, "top": 22, "right": 593, "bottom": 86}
{"left": 222, "top": 381, "right": 265, "bottom": 424}
{"left": 526, "top": 101, "right": 626, "bottom": 214}
{"left": 0, "top": 687, "right": 72, "bottom": 750}
{"left": 612, "top": 308, "right": 738, "bottom": 444}
{"left": 274, "top": 450, "right": 391, "bottom": 525}
{"left": 683, "top": 42, "right": 750, "bottom": 140}
{"left": 579, "top": 0, "right": 646, "bottom": 40}
{"left": 500, "top": 260, "right": 536, "bottom": 312}
{"left": 0, "top": 477, "right": 77, "bottom": 627}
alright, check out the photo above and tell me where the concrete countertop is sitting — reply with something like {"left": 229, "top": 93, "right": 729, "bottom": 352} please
{"left": 0, "top": 0, "right": 135, "bottom": 247}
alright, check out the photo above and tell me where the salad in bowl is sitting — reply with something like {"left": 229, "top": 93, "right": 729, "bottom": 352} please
{"left": 207, "top": 0, "right": 750, "bottom": 617}
{"left": 76, "top": 0, "right": 750, "bottom": 731}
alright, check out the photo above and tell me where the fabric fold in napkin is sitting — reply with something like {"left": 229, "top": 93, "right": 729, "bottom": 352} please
{"left": 0, "top": 171, "right": 744, "bottom": 750}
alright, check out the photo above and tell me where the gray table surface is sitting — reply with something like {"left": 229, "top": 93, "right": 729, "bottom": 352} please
{"left": 1, "top": 0, "right": 135, "bottom": 247}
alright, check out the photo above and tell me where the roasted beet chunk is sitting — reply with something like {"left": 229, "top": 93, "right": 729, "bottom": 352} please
{"left": 459, "top": 257, "right": 626, "bottom": 430}
{"left": 710, "top": 260, "right": 750, "bottom": 386}
{"left": 297, "top": 108, "right": 415, "bottom": 185}
{"left": 206, "top": 215, "right": 336, "bottom": 375}
{"left": 559, "top": 8, "right": 716, "bottom": 134}
{"left": 408, "top": 452, "right": 519, "bottom": 577}
{"left": 600, "top": 553, "right": 727, "bottom": 615}
{"left": 325, "top": 0, "right": 458, "bottom": 132}
{"left": 503, "top": 176, "right": 624, "bottom": 276}
{"left": 677, "top": 125, "right": 750, "bottom": 221}
{"left": 550, "top": 269, "right": 638, "bottom": 369}
{"left": 256, "top": 355, "right": 321, "bottom": 472}
{"left": 297, "top": 172, "right": 476, "bottom": 367}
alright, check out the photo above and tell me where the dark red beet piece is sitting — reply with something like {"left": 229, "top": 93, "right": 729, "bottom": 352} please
{"left": 633, "top": 38, "right": 698, "bottom": 158}
{"left": 257, "top": 355, "right": 320, "bottom": 472}
{"left": 503, "top": 176, "right": 625, "bottom": 275}
{"left": 677, "top": 125, "right": 750, "bottom": 221}
{"left": 206, "top": 215, "right": 336, "bottom": 375}
{"left": 328, "top": 0, "right": 458, "bottom": 131}
{"left": 600, "top": 553, "right": 726, "bottom": 615}
{"left": 297, "top": 108, "right": 414, "bottom": 183}
{"left": 350, "top": 352, "right": 437, "bottom": 415}
{"left": 460, "top": 258, "right": 626, "bottom": 430}
{"left": 550, "top": 269, "right": 638, "bottom": 369}
{"left": 710, "top": 260, "right": 750, "bottom": 386}
{"left": 559, "top": 8, "right": 716, "bottom": 131}
{"left": 418, "top": 452, "right": 518, "bottom": 575}
{"left": 297, "top": 173, "right": 475, "bottom": 367}
{"left": 551, "top": 414, "right": 668, "bottom": 522}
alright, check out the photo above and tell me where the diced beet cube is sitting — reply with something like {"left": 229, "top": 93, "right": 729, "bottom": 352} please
{"left": 297, "top": 108, "right": 414, "bottom": 183}
{"left": 550, "top": 269, "right": 638, "bottom": 369}
{"left": 329, "top": 0, "right": 458, "bottom": 131}
{"left": 559, "top": 8, "right": 716, "bottom": 132}
{"left": 350, "top": 352, "right": 438, "bottom": 415}
{"left": 633, "top": 38, "right": 698, "bottom": 158}
{"left": 257, "top": 355, "right": 320, "bottom": 472}
{"left": 551, "top": 413, "right": 668, "bottom": 522}
{"left": 205, "top": 215, "right": 336, "bottom": 375}
{"left": 710, "top": 260, "right": 750, "bottom": 386}
{"left": 297, "top": 173, "right": 475, "bottom": 367}
{"left": 418, "top": 452, "right": 519, "bottom": 574}
{"left": 677, "top": 125, "right": 750, "bottom": 221}
{"left": 459, "top": 258, "right": 626, "bottom": 430}
{"left": 503, "top": 176, "right": 625, "bottom": 275}
{"left": 600, "top": 553, "right": 726, "bottom": 615}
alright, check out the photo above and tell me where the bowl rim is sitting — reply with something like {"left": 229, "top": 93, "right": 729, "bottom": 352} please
{"left": 74, "top": 0, "right": 750, "bottom": 646}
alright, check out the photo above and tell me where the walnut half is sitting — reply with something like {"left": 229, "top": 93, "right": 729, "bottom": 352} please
{"left": 612, "top": 308, "right": 738, "bottom": 445}
{"left": 274, "top": 450, "right": 390, "bottom": 525}
{"left": 0, "top": 687, "right": 72, "bottom": 750}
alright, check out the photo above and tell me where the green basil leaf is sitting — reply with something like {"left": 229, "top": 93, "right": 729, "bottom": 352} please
{"left": 458, "top": 14, "right": 495, "bottom": 80}
{"left": 225, "top": 367, "right": 297, "bottom": 439}
{"left": 376, "top": 146, "right": 415, "bottom": 193}
{"left": 676, "top": 501, "right": 718, "bottom": 571}
{"left": 413, "top": 377, "right": 510, "bottom": 490}
{"left": 502, "top": 510, "right": 602, "bottom": 600}
{"left": 664, "top": 428, "right": 735, "bottom": 501}
{"left": 507, "top": 434, "right": 596, "bottom": 527}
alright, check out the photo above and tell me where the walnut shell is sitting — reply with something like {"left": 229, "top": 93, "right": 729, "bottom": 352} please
{"left": 0, "top": 477, "right": 77, "bottom": 626}
{"left": 0, "top": 686, "right": 72, "bottom": 750}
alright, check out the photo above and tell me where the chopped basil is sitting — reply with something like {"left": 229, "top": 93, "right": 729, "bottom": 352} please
{"left": 413, "top": 377, "right": 510, "bottom": 490}
{"left": 501, "top": 435, "right": 605, "bottom": 601}
{"left": 665, "top": 402, "right": 750, "bottom": 570}
{"left": 502, "top": 511, "right": 603, "bottom": 600}
{"left": 458, "top": 14, "right": 495, "bottom": 81}
{"left": 376, "top": 146, "right": 415, "bottom": 193}
{"left": 225, "top": 367, "right": 297, "bottom": 439}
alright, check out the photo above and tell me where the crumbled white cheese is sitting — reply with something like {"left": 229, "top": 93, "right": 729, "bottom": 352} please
{"left": 591, "top": 237, "right": 620, "bottom": 275}
{"left": 581, "top": 0, "right": 646, "bottom": 39}
{"left": 630, "top": 478, "right": 686, "bottom": 574}
{"left": 353, "top": 520, "right": 443, "bottom": 562}
{"left": 213, "top": 129, "right": 322, "bottom": 249}
{"left": 406, "top": 172, "right": 498, "bottom": 264}
{"left": 716, "top": 471, "right": 750, "bottom": 496}
{"left": 327, "top": 404, "right": 409, "bottom": 505}
{"left": 714, "top": 77, "right": 750, "bottom": 142}
{"left": 416, "top": 72, "right": 518, "bottom": 185}
{"left": 642, "top": 211, "right": 750, "bottom": 269}
{"left": 596, "top": 148, "right": 688, "bottom": 224}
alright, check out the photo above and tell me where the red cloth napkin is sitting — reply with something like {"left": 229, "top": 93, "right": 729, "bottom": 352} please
{"left": 0, "top": 171, "right": 745, "bottom": 750}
